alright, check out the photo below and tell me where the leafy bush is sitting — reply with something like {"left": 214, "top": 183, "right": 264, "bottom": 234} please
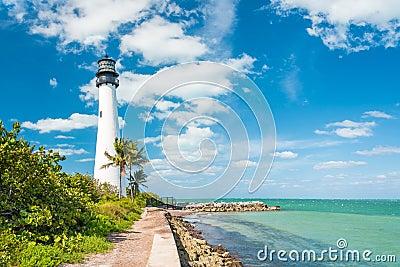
{"left": 0, "top": 229, "right": 20, "bottom": 265}
{"left": 86, "top": 214, "right": 119, "bottom": 236}
{"left": 0, "top": 122, "right": 100, "bottom": 242}
{"left": 0, "top": 121, "right": 150, "bottom": 266}
{"left": 17, "top": 242, "right": 63, "bottom": 267}
{"left": 93, "top": 180, "right": 119, "bottom": 200}
{"left": 96, "top": 198, "right": 143, "bottom": 232}
{"left": 98, "top": 202, "right": 130, "bottom": 220}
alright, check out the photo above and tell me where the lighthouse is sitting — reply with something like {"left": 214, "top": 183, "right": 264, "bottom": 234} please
{"left": 93, "top": 55, "right": 124, "bottom": 195}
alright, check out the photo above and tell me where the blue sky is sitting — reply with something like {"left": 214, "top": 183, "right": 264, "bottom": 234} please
{"left": 1, "top": 0, "right": 399, "bottom": 199}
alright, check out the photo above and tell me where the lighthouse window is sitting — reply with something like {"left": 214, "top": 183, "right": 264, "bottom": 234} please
{"left": 100, "top": 111, "right": 102, "bottom": 118}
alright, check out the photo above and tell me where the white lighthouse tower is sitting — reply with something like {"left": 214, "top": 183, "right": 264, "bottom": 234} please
{"left": 93, "top": 55, "right": 124, "bottom": 195}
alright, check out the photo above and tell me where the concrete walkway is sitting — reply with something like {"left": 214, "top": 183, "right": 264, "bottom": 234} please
{"left": 147, "top": 209, "right": 180, "bottom": 267}
{"left": 147, "top": 233, "right": 180, "bottom": 267}
{"left": 64, "top": 207, "right": 181, "bottom": 267}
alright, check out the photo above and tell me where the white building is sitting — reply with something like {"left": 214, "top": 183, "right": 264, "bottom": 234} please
{"left": 93, "top": 55, "right": 125, "bottom": 196}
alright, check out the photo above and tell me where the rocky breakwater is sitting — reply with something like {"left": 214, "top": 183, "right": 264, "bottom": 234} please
{"left": 166, "top": 213, "right": 243, "bottom": 267}
{"left": 183, "top": 201, "right": 280, "bottom": 212}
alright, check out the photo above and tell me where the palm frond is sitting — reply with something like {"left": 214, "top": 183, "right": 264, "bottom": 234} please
{"left": 100, "top": 162, "right": 115, "bottom": 169}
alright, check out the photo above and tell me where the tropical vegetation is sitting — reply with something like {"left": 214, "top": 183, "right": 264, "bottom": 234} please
{"left": 102, "top": 137, "right": 149, "bottom": 200}
{"left": 132, "top": 169, "right": 148, "bottom": 199}
{"left": 0, "top": 121, "right": 152, "bottom": 267}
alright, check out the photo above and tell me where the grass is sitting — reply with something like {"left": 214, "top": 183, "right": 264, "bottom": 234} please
{"left": 1, "top": 193, "right": 152, "bottom": 267}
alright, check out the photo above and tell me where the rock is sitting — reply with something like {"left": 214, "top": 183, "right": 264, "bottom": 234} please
{"left": 222, "top": 252, "right": 230, "bottom": 258}
{"left": 183, "top": 201, "right": 280, "bottom": 213}
{"left": 166, "top": 213, "right": 243, "bottom": 267}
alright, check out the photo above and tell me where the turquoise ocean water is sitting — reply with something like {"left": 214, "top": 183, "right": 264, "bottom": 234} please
{"left": 184, "top": 199, "right": 400, "bottom": 266}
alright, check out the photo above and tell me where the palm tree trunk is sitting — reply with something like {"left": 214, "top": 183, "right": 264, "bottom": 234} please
{"left": 130, "top": 180, "right": 134, "bottom": 200}
{"left": 130, "top": 176, "right": 134, "bottom": 201}
{"left": 119, "top": 173, "right": 122, "bottom": 199}
{"left": 128, "top": 165, "right": 134, "bottom": 200}
{"left": 134, "top": 181, "right": 139, "bottom": 198}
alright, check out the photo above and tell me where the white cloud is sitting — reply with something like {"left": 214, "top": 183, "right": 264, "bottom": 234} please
{"left": 314, "top": 160, "right": 367, "bottom": 170}
{"left": 55, "top": 144, "right": 74, "bottom": 148}
{"left": 272, "top": 0, "right": 400, "bottom": 52}
{"left": 54, "top": 148, "right": 87, "bottom": 156}
{"left": 355, "top": 146, "right": 400, "bottom": 156}
{"left": 155, "top": 100, "right": 180, "bottom": 112}
{"left": 154, "top": 98, "right": 229, "bottom": 128}
{"left": 80, "top": 63, "right": 238, "bottom": 140}
{"left": 3, "top": 0, "right": 241, "bottom": 68}
{"left": 78, "top": 62, "right": 97, "bottom": 72}
{"left": 275, "top": 151, "right": 298, "bottom": 159}
{"left": 314, "top": 129, "right": 331, "bottom": 135}
{"left": 78, "top": 79, "right": 97, "bottom": 106}
{"left": 334, "top": 127, "right": 374, "bottom": 139}
{"left": 324, "top": 173, "right": 348, "bottom": 179}
{"left": 362, "top": 110, "right": 393, "bottom": 119}
{"left": 79, "top": 71, "right": 151, "bottom": 106}
{"left": 200, "top": 0, "right": 239, "bottom": 59}
{"left": 262, "top": 64, "right": 270, "bottom": 71}
{"left": 350, "top": 181, "right": 375, "bottom": 186}
{"left": 23, "top": 114, "right": 125, "bottom": 134}
{"left": 54, "top": 135, "right": 75, "bottom": 139}
{"left": 282, "top": 69, "right": 300, "bottom": 101}
{"left": 76, "top": 158, "right": 95, "bottom": 163}
{"left": 162, "top": 126, "right": 215, "bottom": 162}
{"left": 142, "top": 135, "right": 162, "bottom": 144}
{"left": 80, "top": 61, "right": 231, "bottom": 110}
{"left": 118, "top": 117, "right": 126, "bottom": 129}
{"left": 277, "top": 138, "right": 350, "bottom": 150}
{"left": 49, "top": 77, "right": 57, "bottom": 88}
{"left": 122, "top": 62, "right": 234, "bottom": 110}
{"left": 376, "top": 171, "right": 400, "bottom": 179}
{"left": 320, "top": 120, "right": 377, "bottom": 138}
{"left": 2, "top": 0, "right": 27, "bottom": 21}
{"left": 120, "top": 16, "right": 207, "bottom": 66}
{"left": 4, "top": 0, "right": 156, "bottom": 52}
{"left": 231, "top": 160, "right": 258, "bottom": 168}
{"left": 326, "top": 120, "right": 376, "bottom": 128}
{"left": 148, "top": 125, "right": 232, "bottom": 177}
{"left": 117, "top": 72, "right": 151, "bottom": 105}
{"left": 49, "top": 146, "right": 88, "bottom": 156}
{"left": 22, "top": 113, "right": 97, "bottom": 133}
{"left": 280, "top": 54, "right": 302, "bottom": 102}
{"left": 387, "top": 171, "right": 400, "bottom": 177}
{"left": 225, "top": 53, "right": 257, "bottom": 74}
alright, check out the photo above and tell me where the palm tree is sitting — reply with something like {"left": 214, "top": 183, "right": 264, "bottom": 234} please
{"left": 133, "top": 169, "right": 148, "bottom": 198}
{"left": 124, "top": 139, "right": 149, "bottom": 200}
{"left": 101, "top": 138, "right": 127, "bottom": 199}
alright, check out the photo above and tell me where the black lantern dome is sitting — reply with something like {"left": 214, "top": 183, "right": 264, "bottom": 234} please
{"left": 96, "top": 55, "right": 119, "bottom": 88}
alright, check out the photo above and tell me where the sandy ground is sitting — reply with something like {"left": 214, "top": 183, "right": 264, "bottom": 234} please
{"left": 63, "top": 207, "right": 172, "bottom": 267}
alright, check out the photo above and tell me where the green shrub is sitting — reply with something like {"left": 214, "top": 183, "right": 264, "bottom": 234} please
{"left": 86, "top": 214, "right": 120, "bottom": 236}
{"left": 0, "top": 122, "right": 100, "bottom": 244}
{"left": 0, "top": 229, "right": 20, "bottom": 266}
{"left": 98, "top": 202, "right": 129, "bottom": 220}
{"left": 95, "top": 198, "right": 143, "bottom": 232}
{"left": 17, "top": 242, "right": 63, "bottom": 267}
{"left": 0, "top": 122, "right": 149, "bottom": 266}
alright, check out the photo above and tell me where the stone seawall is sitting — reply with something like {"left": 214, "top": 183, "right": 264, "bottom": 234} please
{"left": 166, "top": 213, "right": 243, "bottom": 267}
{"left": 183, "top": 201, "right": 280, "bottom": 212}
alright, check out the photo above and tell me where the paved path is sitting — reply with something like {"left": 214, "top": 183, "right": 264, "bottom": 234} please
{"left": 64, "top": 207, "right": 180, "bottom": 267}
{"left": 147, "top": 233, "right": 180, "bottom": 267}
